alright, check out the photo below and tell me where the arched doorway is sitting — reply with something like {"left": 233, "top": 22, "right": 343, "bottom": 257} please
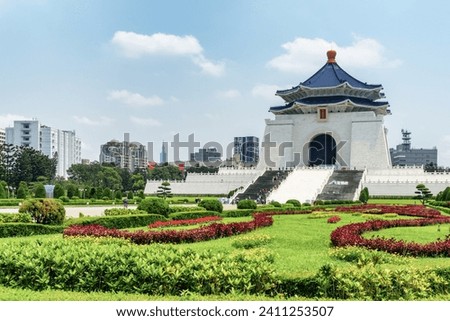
{"left": 308, "top": 134, "right": 337, "bottom": 166}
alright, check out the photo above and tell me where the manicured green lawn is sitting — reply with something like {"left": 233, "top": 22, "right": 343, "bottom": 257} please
{"left": 368, "top": 198, "right": 418, "bottom": 205}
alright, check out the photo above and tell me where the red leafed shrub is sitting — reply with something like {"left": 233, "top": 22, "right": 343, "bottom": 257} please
{"left": 148, "top": 216, "right": 222, "bottom": 229}
{"left": 330, "top": 217, "right": 450, "bottom": 257}
{"left": 64, "top": 213, "right": 274, "bottom": 245}
{"left": 327, "top": 215, "right": 341, "bottom": 224}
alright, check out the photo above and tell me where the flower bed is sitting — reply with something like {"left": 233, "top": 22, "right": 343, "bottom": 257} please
{"left": 335, "top": 204, "right": 441, "bottom": 218}
{"left": 331, "top": 205, "right": 450, "bottom": 256}
{"left": 148, "top": 216, "right": 222, "bottom": 229}
{"left": 64, "top": 213, "right": 273, "bottom": 244}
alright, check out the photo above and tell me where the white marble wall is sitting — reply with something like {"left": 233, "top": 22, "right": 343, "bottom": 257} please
{"left": 263, "top": 110, "right": 391, "bottom": 170}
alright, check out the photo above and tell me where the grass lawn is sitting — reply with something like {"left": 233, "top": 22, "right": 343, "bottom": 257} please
{"left": 0, "top": 208, "right": 449, "bottom": 300}
{"left": 368, "top": 199, "right": 418, "bottom": 205}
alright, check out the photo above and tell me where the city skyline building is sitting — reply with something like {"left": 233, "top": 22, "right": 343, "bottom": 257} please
{"left": 233, "top": 136, "right": 260, "bottom": 166}
{"left": 5, "top": 119, "right": 81, "bottom": 178}
{"left": 99, "top": 132, "right": 147, "bottom": 172}
{"left": 390, "top": 129, "right": 438, "bottom": 167}
{"left": 160, "top": 141, "right": 168, "bottom": 164}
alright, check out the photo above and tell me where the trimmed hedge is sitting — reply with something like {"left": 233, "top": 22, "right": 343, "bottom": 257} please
{"left": 198, "top": 199, "right": 223, "bottom": 213}
{"left": 168, "top": 210, "right": 219, "bottom": 220}
{"left": 169, "top": 206, "right": 207, "bottom": 213}
{"left": 103, "top": 208, "right": 147, "bottom": 216}
{"left": 0, "top": 213, "right": 32, "bottom": 223}
{"left": 237, "top": 199, "right": 257, "bottom": 209}
{"left": 0, "top": 223, "right": 64, "bottom": 238}
{"left": 64, "top": 214, "right": 167, "bottom": 229}
{"left": 221, "top": 209, "right": 254, "bottom": 217}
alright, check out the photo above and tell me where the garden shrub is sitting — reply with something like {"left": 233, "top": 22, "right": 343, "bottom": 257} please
{"left": 0, "top": 239, "right": 277, "bottom": 295}
{"left": 59, "top": 196, "right": 70, "bottom": 203}
{"left": 33, "top": 183, "right": 46, "bottom": 198}
{"left": 327, "top": 215, "right": 341, "bottom": 224}
{"left": 53, "top": 184, "right": 65, "bottom": 199}
{"left": 269, "top": 201, "right": 282, "bottom": 207}
{"left": 137, "top": 198, "right": 170, "bottom": 217}
{"left": 237, "top": 199, "right": 257, "bottom": 210}
{"left": 285, "top": 199, "right": 301, "bottom": 207}
{"left": 169, "top": 210, "right": 219, "bottom": 220}
{"left": 64, "top": 214, "right": 167, "bottom": 229}
{"left": 0, "top": 213, "right": 32, "bottom": 223}
{"left": 221, "top": 209, "right": 254, "bottom": 217}
{"left": 169, "top": 206, "right": 206, "bottom": 214}
{"left": 149, "top": 216, "right": 222, "bottom": 229}
{"left": 198, "top": 199, "right": 223, "bottom": 213}
{"left": 329, "top": 246, "right": 410, "bottom": 266}
{"left": 103, "top": 208, "right": 147, "bottom": 216}
{"left": 314, "top": 264, "right": 449, "bottom": 300}
{"left": 19, "top": 199, "right": 66, "bottom": 225}
{"left": 0, "top": 223, "right": 63, "bottom": 237}
{"left": 232, "top": 234, "right": 272, "bottom": 249}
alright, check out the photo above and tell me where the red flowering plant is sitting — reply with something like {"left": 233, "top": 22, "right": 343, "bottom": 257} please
{"left": 327, "top": 215, "right": 341, "bottom": 224}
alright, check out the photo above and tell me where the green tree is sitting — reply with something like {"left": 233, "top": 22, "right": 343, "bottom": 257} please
{"left": 148, "top": 164, "right": 183, "bottom": 181}
{"left": 359, "top": 187, "right": 369, "bottom": 204}
{"left": 53, "top": 183, "right": 65, "bottom": 199}
{"left": 156, "top": 181, "right": 172, "bottom": 199}
{"left": 16, "top": 181, "right": 29, "bottom": 199}
{"left": 34, "top": 183, "right": 46, "bottom": 198}
{"left": 66, "top": 184, "right": 79, "bottom": 199}
{"left": 441, "top": 186, "right": 450, "bottom": 201}
{"left": 0, "top": 183, "right": 6, "bottom": 199}
{"left": 414, "top": 184, "right": 432, "bottom": 205}
{"left": 131, "top": 173, "right": 146, "bottom": 192}
{"left": 11, "top": 146, "right": 56, "bottom": 187}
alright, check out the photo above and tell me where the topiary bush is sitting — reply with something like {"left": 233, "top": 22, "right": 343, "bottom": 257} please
{"left": 198, "top": 199, "right": 223, "bottom": 213}
{"left": 286, "top": 199, "right": 301, "bottom": 207}
{"left": 19, "top": 199, "right": 66, "bottom": 225}
{"left": 269, "top": 200, "right": 282, "bottom": 208}
{"left": 237, "top": 199, "right": 257, "bottom": 209}
{"left": 33, "top": 183, "right": 46, "bottom": 198}
{"left": 137, "top": 198, "right": 170, "bottom": 217}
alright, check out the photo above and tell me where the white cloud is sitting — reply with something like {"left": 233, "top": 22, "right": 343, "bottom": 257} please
{"left": 111, "top": 31, "right": 224, "bottom": 76}
{"left": 73, "top": 116, "right": 114, "bottom": 126}
{"left": 108, "top": 90, "right": 164, "bottom": 107}
{"left": 251, "top": 84, "right": 283, "bottom": 103}
{"left": 216, "top": 89, "right": 241, "bottom": 99}
{"left": 0, "top": 114, "right": 29, "bottom": 128}
{"left": 267, "top": 36, "right": 402, "bottom": 74}
{"left": 130, "top": 116, "right": 161, "bottom": 127}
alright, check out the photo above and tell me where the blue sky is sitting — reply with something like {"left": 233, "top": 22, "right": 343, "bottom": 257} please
{"left": 1, "top": 0, "right": 449, "bottom": 166}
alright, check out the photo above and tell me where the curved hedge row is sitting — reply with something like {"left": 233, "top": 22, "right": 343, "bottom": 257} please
{"left": 331, "top": 205, "right": 450, "bottom": 257}
{"left": 64, "top": 213, "right": 273, "bottom": 244}
{"left": 0, "top": 223, "right": 64, "bottom": 238}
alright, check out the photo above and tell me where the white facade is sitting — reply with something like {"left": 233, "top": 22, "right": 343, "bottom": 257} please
{"left": 5, "top": 120, "right": 81, "bottom": 178}
{"left": 263, "top": 110, "right": 391, "bottom": 170}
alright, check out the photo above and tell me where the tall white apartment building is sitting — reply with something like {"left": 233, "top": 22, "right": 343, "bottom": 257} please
{"left": 5, "top": 119, "right": 81, "bottom": 178}
{"left": 0, "top": 128, "right": 5, "bottom": 145}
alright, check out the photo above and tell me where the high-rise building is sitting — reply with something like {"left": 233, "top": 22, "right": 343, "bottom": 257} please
{"left": 0, "top": 128, "right": 5, "bottom": 145}
{"left": 160, "top": 141, "right": 168, "bottom": 164}
{"left": 390, "top": 129, "right": 438, "bottom": 167}
{"left": 190, "top": 147, "right": 221, "bottom": 164}
{"left": 99, "top": 133, "right": 147, "bottom": 172}
{"left": 5, "top": 119, "right": 81, "bottom": 178}
{"left": 233, "top": 136, "right": 259, "bottom": 165}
